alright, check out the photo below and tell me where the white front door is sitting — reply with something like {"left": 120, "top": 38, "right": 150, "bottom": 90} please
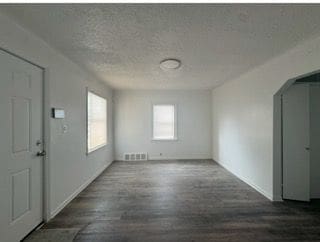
{"left": 282, "top": 84, "right": 310, "bottom": 201}
{"left": 0, "top": 50, "right": 43, "bottom": 242}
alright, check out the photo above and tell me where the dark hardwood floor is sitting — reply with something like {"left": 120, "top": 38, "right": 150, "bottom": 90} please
{"left": 31, "top": 160, "right": 320, "bottom": 241}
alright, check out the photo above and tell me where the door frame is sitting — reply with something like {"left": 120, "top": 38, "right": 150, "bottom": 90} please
{"left": 273, "top": 69, "right": 320, "bottom": 201}
{"left": 0, "top": 47, "right": 51, "bottom": 223}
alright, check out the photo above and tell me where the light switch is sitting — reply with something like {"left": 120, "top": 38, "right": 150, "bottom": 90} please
{"left": 62, "top": 125, "right": 68, "bottom": 133}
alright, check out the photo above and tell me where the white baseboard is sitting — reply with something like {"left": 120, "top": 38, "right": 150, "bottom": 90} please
{"left": 115, "top": 155, "right": 212, "bottom": 161}
{"left": 215, "top": 160, "right": 274, "bottom": 201}
{"left": 149, "top": 156, "right": 212, "bottom": 160}
{"left": 50, "top": 162, "right": 112, "bottom": 219}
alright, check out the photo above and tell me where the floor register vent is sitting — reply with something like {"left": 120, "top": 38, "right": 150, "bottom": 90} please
{"left": 124, "top": 153, "right": 148, "bottom": 161}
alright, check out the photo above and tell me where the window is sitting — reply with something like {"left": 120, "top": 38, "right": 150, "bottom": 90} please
{"left": 87, "top": 91, "right": 107, "bottom": 153}
{"left": 152, "top": 104, "right": 177, "bottom": 140}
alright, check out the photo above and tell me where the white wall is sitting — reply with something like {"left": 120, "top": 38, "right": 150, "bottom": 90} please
{"left": 212, "top": 34, "right": 320, "bottom": 201}
{"left": 0, "top": 13, "right": 114, "bottom": 218}
{"left": 114, "top": 90, "right": 212, "bottom": 160}
{"left": 310, "top": 84, "right": 320, "bottom": 198}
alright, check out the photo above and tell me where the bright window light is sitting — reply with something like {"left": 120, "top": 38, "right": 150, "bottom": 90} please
{"left": 87, "top": 91, "right": 107, "bottom": 153}
{"left": 153, "top": 104, "right": 176, "bottom": 140}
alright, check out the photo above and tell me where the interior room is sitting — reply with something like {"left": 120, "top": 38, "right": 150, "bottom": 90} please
{"left": 0, "top": 2, "right": 320, "bottom": 242}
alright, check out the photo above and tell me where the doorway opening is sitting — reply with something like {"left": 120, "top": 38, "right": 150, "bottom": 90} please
{"left": 273, "top": 71, "right": 320, "bottom": 202}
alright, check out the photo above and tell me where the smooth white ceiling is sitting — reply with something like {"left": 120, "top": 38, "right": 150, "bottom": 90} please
{"left": 2, "top": 4, "right": 320, "bottom": 90}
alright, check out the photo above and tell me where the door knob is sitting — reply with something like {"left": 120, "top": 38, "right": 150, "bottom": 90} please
{"left": 305, "top": 147, "right": 310, "bottom": 151}
{"left": 36, "top": 150, "right": 46, "bottom": 157}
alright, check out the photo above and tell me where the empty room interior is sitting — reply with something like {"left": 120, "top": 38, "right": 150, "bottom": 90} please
{"left": 1, "top": 2, "right": 320, "bottom": 242}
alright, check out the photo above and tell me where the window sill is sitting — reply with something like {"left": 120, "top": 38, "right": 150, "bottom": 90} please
{"left": 87, "top": 143, "right": 107, "bottom": 155}
{"left": 152, "top": 138, "right": 178, "bottom": 142}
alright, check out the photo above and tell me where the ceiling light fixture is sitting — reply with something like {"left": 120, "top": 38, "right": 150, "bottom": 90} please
{"left": 160, "top": 58, "right": 181, "bottom": 70}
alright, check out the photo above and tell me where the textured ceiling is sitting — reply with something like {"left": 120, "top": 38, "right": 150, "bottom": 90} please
{"left": 2, "top": 4, "right": 320, "bottom": 90}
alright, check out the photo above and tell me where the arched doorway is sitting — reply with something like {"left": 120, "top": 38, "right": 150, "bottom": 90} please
{"left": 273, "top": 71, "right": 320, "bottom": 201}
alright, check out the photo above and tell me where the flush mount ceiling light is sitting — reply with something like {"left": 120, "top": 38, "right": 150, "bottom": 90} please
{"left": 160, "top": 58, "right": 181, "bottom": 70}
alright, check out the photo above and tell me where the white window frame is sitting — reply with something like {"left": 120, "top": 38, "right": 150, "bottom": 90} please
{"left": 152, "top": 103, "right": 178, "bottom": 141}
{"left": 86, "top": 89, "right": 108, "bottom": 154}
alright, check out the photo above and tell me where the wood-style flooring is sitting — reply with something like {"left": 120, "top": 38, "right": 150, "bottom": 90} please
{"left": 29, "top": 160, "right": 320, "bottom": 242}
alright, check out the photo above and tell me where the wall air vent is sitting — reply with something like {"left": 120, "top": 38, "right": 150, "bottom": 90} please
{"left": 123, "top": 153, "right": 148, "bottom": 161}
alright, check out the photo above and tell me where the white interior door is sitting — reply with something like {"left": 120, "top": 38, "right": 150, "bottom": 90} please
{"left": 282, "top": 84, "right": 310, "bottom": 201}
{"left": 310, "top": 84, "right": 320, "bottom": 198}
{"left": 0, "top": 50, "right": 43, "bottom": 242}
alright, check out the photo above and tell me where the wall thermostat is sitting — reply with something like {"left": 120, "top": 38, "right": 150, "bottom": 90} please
{"left": 52, "top": 108, "right": 65, "bottom": 119}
